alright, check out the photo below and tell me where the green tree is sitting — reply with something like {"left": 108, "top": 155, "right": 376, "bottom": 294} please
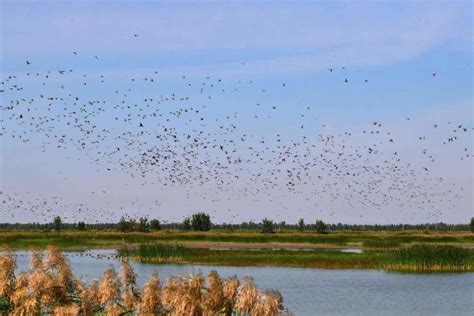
{"left": 261, "top": 218, "right": 274, "bottom": 234}
{"left": 53, "top": 216, "right": 62, "bottom": 232}
{"left": 315, "top": 219, "right": 328, "bottom": 234}
{"left": 470, "top": 217, "right": 474, "bottom": 233}
{"left": 137, "top": 217, "right": 149, "bottom": 232}
{"left": 182, "top": 217, "right": 191, "bottom": 231}
{"left": 77, "top": 221, "right": 86, "bottom": 231}
{"left": 191, "top": 212, "right": 212, "bottom": 231}
{"left": 298, "top": 218, "right": 305, "bottom": 232}
{"left": 118, "top": 216, "right": 135, "bottom": 232}
{"left": 149, "top": 219, "right": 161, "bottom": 231}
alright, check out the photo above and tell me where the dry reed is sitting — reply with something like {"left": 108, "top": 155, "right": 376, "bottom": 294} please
{"left": 0, "top": 247, "right": 288, "bottom": 315}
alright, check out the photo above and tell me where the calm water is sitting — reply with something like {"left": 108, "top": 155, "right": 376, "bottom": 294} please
{"left": 13, "top": 249, "right": 474, "bottom": 316}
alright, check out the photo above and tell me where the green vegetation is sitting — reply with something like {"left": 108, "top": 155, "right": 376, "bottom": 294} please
{"left": 363, "top": 239, "right": 401, "bottom": 249}
{"left": 77, "top": 221, "right": 86, "bottom": 231}
{"left": 118, "top": 243, "right": 474, "bottom": 272}
{"left": 0, "top": 230, "right": 472, "bottom": 272}
{"left": 315, "top": 220, "right": 328, "bottom": 234}
{"left": 182, "top": 217, "right": 191, "bottom": 231}
{"left": 261, "top": 218, "right": 275, "bottom": 234}
{"left": 117, "top": 216, "right": 152, "bottom": 232}
{"left": 149, "top": 219, "right": 161, "bottom": 231}
{"left": 385, "top": 245, "right": 473, "bottom": 272}
{"left": 0, "top": 230, "right": 473, "bottom": 249}
{"left": 52, "top": 216, "right": 62, "bottom": 232}
{"left": 191, "top": 212, "right": 212, "bottom": 231}
{"left": 119, "top": 243, "right": 387, "bottom": 269}
{"left": 298, "top": 218, "right": 305, "bottom": 232}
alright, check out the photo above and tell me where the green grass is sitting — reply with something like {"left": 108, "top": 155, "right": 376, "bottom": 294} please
{"left": 0, "top": 230, "right": 472, "bottom": 250}
{"left": 385, "top": 245, "right": 474, "bottom": 272}
{"left": 363, "top": 239, "right": 401, "bottom": 249}
{"left": 118, "top": 243, "right": 474, "bottom": 271}
{"left": 2, "top": 231, "right": 473, "bottom": 271}
{"left": 119, "top": 243, "right": 387, "bottom": 269}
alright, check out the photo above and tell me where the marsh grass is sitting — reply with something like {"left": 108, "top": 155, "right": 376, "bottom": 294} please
{"left": 120, "top": 243, "right": 474, "bottom": 272}
{"left": 0, "top": 231, "right": 472, "bottom": 250}
{"left": 386, "top": 245, "right": 474, "bottom": 272}
{"left": 363, "top": 239, "right": 400, "bottom": 249}
{"left": 121, "top": 243, "right": 385, "bottom": 269}
{"left": 0, "top": 247, "right": 289, "bottom": 315}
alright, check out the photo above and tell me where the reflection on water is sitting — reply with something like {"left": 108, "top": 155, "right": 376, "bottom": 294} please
{"left": 13, "top": 250, "right": 474, "bottom": 316}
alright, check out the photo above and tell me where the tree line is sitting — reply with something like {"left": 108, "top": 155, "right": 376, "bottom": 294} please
{"left": 0, "top": 215, "right": 472, "bottom": 233}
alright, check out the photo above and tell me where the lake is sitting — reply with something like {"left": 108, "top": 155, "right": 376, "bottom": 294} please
{"left": 13, "top": 249, "right": 474, "bottom": 315}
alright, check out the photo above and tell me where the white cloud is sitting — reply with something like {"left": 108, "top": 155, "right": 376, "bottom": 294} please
{"left": 1, "top": 1, "right": 471, "bottom": 74}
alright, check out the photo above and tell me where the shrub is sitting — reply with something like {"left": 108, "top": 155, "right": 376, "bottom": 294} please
{"left": 53, "top": 216, "right": 62, "bottom": 232}
{"left": 261, "top": 218, "right": 274, "bottom": 234}
{"left": 315, "top": 220, "right": 327, "bottom": 234}
{"left": 182, "top": 217, "right": 191, "bottom": 231}
{"left": 298, "top": 218, "right": 305, "bottom": 232}
{"left": 149, "top": 219, "right": 161, "bottom": 231}
{"left": 77, "top": 221, "right": 86, "bottom": 231}
{"left": 191, "top": 213, "right": 212, "bottom": 231}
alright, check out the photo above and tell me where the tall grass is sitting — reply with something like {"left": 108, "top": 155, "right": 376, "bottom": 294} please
{"left": 0, "top": 247, "right": 290, "bottom": 315}
{"left": 121, "top": 243, "right": 385, "bottom": 269}
{"left": 386, "top": 245, "right": 474, "bottom": 272}
{"left": 0, "top": 231, "right": 473, "bottom": 249}
{"left": 363, "top": 239, "right": 400, "bottom": 249}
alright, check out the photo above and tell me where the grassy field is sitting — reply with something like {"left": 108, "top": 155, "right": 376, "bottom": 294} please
{"left": 1, "top": 230, "right": 473, "bottom": 271}
{"left": 0, "top": 230, "right": 472, "bottom": 248}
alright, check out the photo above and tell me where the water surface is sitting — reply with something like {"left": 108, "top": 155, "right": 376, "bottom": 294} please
{"left": 13, "top": 250, "right": 474, "bottom": 315}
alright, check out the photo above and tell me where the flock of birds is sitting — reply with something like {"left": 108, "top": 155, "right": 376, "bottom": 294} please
{"left": 0, "top": 41, "right": 472, "bottom": 224}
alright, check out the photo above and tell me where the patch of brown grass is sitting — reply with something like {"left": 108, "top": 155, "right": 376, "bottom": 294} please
{"left": 0, "top": 247, "right": 289, "bottom": 315}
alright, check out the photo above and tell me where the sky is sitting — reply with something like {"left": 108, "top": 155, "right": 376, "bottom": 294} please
{"left": 0, "top": 0, "right": 472, "bottom": 224}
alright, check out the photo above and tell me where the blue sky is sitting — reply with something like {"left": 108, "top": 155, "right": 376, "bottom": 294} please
{"left": 0, "top": 0, "right": 472, "bottom": 224}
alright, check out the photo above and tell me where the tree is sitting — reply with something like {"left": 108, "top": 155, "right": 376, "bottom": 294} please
{"left": 118, "top": 216, "right": 135, "bottom": 232}
{"left": 315, "top": 220, "right": 328, "bottom": 234}
{"left": 191, "top": 212, "right": 212, "bottom": 231}
{"left": 470, "top": 217, "right": 474, "bottom": 233}
{"left": 182, "top": 217, "right": 191, "bottom": 231}
{"left": 137, "top": 217, "right": 149, "bottom": 232}
{"left": 261, "top": 218, "right": 274, "bottom": 234}
{"left": 298, "top": 218, "right": 305, "bottom": 232}
{"left": 149, "top": 219, "right": 161, "bottom": 231}
{"left": 53, "top": 216, "right": 62, "bottom": 232}
{"left": 77, "top": 221, "right": 86, "bottom": 231}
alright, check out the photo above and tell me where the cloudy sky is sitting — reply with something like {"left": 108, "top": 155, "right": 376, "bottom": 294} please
{"left": 0, "top": 0, "right": 472, "bottom": 224}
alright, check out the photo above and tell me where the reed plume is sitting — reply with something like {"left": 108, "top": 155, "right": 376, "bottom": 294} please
{"left": 222, "top": 276, "right": 239, "bottom": 315}
{"left": 98, "top": 267, "right": 121, "bottom": 306}
{"left": 203, "top": 270, "right": 225, "bottom": 315}
{"left": 162, "top": 274, "right": 204, "bottom": 315}
{"left": 138, "top": 273, "right": 162, "bottom": 315}
{"left": 0, "top": 247, "right": 16, "bottom": 298}
{"left": 0, "top": 248, "right": 287, "bottom": 316}
{"left": 235, "top": 276, "right": 259, "bottom": 313}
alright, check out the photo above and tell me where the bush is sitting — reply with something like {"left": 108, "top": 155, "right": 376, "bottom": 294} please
{"left": 261, "top": 218, "right": 274, "bottom": 234}
{"left": 53, "top": 216, "right": 62, "bottom": 232}
{"left": 182, "top": 217, "right": 191, "bottom": 231}
{"left": 149, "top": 219, "right": 161, "bottom": 231}
{"left": 137, "top": 217, "right": 149, "bottom": 232}
{"left": 77, "top": 221, "right": 86, "bottom": 231}
{"left": 118, "top": 217, "right": 136, "bottom": 232}
{"left": 191, "top": 212, "right": 212, "bottom": 231}
{"left": 314, "top": 220, "right": 327, "bottom": 234}
{"left": 298, "top": 218, "right": 305, "bottom": 232}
